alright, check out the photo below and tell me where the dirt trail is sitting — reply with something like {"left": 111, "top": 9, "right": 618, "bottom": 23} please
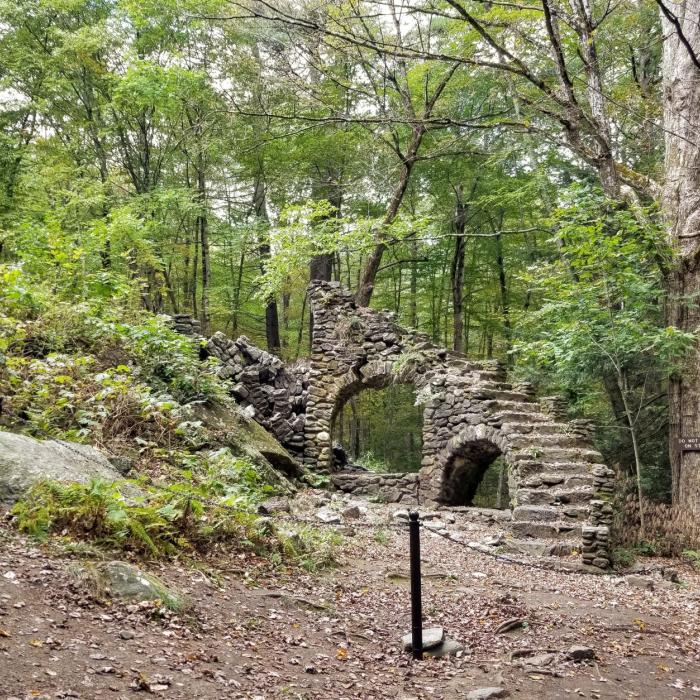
{"left": 1, "top": 499, "right": 700, "bottom": 700}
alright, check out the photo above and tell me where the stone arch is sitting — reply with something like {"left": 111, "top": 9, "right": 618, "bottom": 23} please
{"left": 432, "top": 424, "right": 511, "bottom": 507}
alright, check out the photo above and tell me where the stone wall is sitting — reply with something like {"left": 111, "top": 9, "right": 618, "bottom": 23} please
{"left": 204, "top": 333, "right": 310, "bottom": 457}
{"left": 331, "top": 472, "right": 419, "bottom": 504}
{"left": 170, "top": 314, "right": 201, "bottom": 336}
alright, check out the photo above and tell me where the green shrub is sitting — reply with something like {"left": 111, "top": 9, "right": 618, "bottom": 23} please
{"left": 11, "top": 476, "right": 266, "bottom": 558}
{"left": 274, "top": 524, "right": 341, "bottom": 572}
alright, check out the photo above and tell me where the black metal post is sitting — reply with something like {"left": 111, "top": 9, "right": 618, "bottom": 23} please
{"left": 409, "top": 510, "right": 423, "bottom": 660}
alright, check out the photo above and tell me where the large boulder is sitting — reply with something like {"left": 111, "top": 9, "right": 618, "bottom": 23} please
{"left": 189, "top": 402, "right": 300, "bottom": 482}
{"left": 0, "top": 430, "right": 122, "bottom": 505}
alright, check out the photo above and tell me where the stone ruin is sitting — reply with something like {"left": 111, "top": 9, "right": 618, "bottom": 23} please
{"left": 176, "top": 280, "right": 615, "bottom": 569}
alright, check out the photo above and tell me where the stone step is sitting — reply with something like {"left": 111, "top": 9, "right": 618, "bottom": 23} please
{"left": 520, "top": 472, "right": 598, "bottom": 490}
{"left": 486, "top": 399, "right": 541, "bottom": 412}
{"left": 511, "top": 520, "right": 583, "bottom": 540}
{"left": 510, "top": 446, "right": 603, "bottom": 463}
{"left": 502, "top": 421, "right": 570, "bottom": 436}
{"left": 513, "top": 504, "right": 589, "bottom": 523}
{"left": 494, "top": 411, "right": 551, "bottom": 425}
{"left": 471, "top": 380, "right": 513, "bottom": 392}
{"left": 470, "top": 388, "right": 536, "bottom": 403}
{"left": 516, "top": 486, "right": 595, "bottom": 506}
{"left": 504, "top": 539, "right": 580, "bottom": 558}
{"left": 476, "top": 371, "right": 506, "bottom": 383}
{"left": 514, "top": 459, "right": 603, "bottom": 477}
{"left": 507, "top": 433, "right": 589, "bottom": 449}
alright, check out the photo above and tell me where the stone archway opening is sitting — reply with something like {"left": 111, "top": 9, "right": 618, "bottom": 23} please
{"left": 331, "top": 383, "right": 423, "bottom": 473}
{"left": 438, "top": 440, "right": 506, "bottom": 507}
{"left": 472, "top": 456, "right": 510, "bottom": 509}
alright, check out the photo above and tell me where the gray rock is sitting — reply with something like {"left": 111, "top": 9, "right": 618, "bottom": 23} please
{"left": 315, "top": 507, "right": 341, "bottom": 524}
{"left": 626, "top": 574, "right": 654, "bottom": 590}
{"left": 0, "top": 430, "right": 122, "bottom": 504}
{"left": 567, "top": 645, "right": 595, "bottom": 661}
{"left": 522, "top": 652, "right": 556, "bottom": 667}
{"left": 392, "top": 509, "right": 410, "bottom": 521}
{"left": 341, "top": 504, "right": 361, "bottom": 519}
{"left": 424, "top": 637, "right": 464, "bottom": 658}
{"left": 93, "top": 561, "right": 186, "bottom": 611}
{"left": 402, "top": 626, "right": 445, "bottom": 651}
{"left": 258, "top": 497, "right": 291, "bottom": 515}
{"left": 466, "top": 689, "right": 508, "bottom": 700}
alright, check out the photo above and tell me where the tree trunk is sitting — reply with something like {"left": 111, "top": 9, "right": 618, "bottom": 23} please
{"left": 253, "top": 170, "right": 281, "bottom": 353}
{"left": 451, "top": 185, "right": 467, "bottom": 353}
{"left": 662, "top": 0, "right": 700, "bottom": 516}
{"left": 196, "top": 152, "right": 210, "bottom": 334}
{"left": 410, "top": 238, "right": 418, "bottom": 328}
{"left": 494, "top": 229, "right": 512, "bottom": 361}
{"left": 355, "top": 127, "right": 424, "bottom": 306}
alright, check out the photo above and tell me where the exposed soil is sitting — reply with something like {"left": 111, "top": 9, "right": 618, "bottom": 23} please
{"left": 1, "top": 496, "right": 700, "bottom": 700}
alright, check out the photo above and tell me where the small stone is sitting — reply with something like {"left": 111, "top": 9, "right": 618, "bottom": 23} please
{"left": 662, "top": 568, "right": 680, "bottom": 583}
{"left": 258, "top": 497, "right": 291, "bottom": 515}
{"left": 626, "top": 574, "right": 654, "bottom": 590}
{"left": 424, "top": 637, "right": 464, "bottom": 658}
{"left": 315, "top": 507, "right": 341, "bottom": 524}
{"left": 466, "top": 687, "right": 509, "bottom": 699}
{"left": 392, "top": 509, "right": 409, "bottom": 521}
{"left": 341, "top": 504, "right": 361, "bottom": 519}
{"left": 401, "top": 626, "right": 445, "bottom": 651}
{"left": 119, "top": 630, "right": 135, "bottom": 640}
{"left": 567, "top": 645, "right": 595, "bottom": 661}
{"left": 522, "top": 652, "right": 556, "bottom": 667}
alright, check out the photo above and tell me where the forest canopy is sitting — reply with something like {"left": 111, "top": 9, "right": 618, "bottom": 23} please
{"left": 2, "top": 0, "right": 700, "bottom": 529}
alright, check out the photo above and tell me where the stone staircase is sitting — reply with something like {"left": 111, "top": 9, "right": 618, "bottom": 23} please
{"left": 465, "top": 376, "right": 614, "bottom": 564}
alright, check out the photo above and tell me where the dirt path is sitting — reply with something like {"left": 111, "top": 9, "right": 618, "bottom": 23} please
{"left": 1, "top": 499, "right": 700, "bottom": 700}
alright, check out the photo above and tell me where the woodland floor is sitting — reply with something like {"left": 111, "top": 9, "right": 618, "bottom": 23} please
{"left": 1, "top": 495, "right": 700, "bottom": 700}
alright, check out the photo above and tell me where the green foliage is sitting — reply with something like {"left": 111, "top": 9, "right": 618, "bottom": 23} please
{"left": 356, "top": 451, "right": 392, "bottom": 473}
{"left": 273, "top": 524, "right": 341, "bottom": 572}
{"left": 682, "top": 550, "right": 700, "bottom": 571}
{"left": 611, "top": 547, "right": 637, "bottom": 569}
{"left": 11, "top": 474, "right": 268, "bottom": 558}
{"left": 0, "top": 295, "right": 229, "bottom": 445}
{"left": 515, "top": 187, "right": 690, "bottom": 383}
{"left": 373, "top": 528, "right": 389, "bottom": 546}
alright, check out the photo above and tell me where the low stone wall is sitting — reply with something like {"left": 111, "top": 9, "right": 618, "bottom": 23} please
{"left": 331, "top": 472, "right": 420, "bottom": 504}
{"left": 170, "top": 314, "right": 201, "bottom": 336}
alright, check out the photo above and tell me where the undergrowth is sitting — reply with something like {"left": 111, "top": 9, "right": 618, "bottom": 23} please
{"left": 12, "top": 475, "right": 340, "bottom": 571}
{"left": 614, "top": 492, "right": 700, "bottom": 557}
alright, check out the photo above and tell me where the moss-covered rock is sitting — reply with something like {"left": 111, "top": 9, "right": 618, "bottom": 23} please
{"left": 90, "top": 560, "right": 186, "bottom": 611}
{"left": 191, "top": 402, "right": 300, "bottom": 487}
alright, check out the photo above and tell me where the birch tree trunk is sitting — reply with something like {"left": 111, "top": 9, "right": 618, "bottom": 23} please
{"left": 662, "top": 0, "right": 700, "bottom": 516}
